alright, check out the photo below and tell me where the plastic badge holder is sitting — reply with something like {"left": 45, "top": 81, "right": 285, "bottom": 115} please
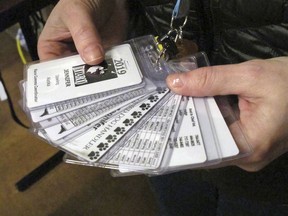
{"left": 62, "top": 35, "right": 242, "bottom": 175}
{"left": 62, "top": 37, "right": 210, "bottom": 173}
{"left": 58, "top": 35, "right": 187, "bottom": 171}
{"left": 21, "top": 35, "right": 179, "bottom": 169}
{"left": 22, "top": 34, "right": 251, "bottom": 175}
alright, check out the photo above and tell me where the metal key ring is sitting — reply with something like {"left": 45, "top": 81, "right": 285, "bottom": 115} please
{"left": 170, "top": 15, "right": 188, "bottom": 30}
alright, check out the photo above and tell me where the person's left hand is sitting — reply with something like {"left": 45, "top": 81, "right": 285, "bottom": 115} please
{"left": 166, "top": 57, "right": 288, "bottom": 171}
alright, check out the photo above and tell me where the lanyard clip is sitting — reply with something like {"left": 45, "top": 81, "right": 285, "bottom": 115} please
{"left": 156, "top": 0, "right": 190, "bottom": 63}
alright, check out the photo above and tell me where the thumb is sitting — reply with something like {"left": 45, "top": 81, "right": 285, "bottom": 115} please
{"left": 166, "top": 64, "right": 253, "bottom": 97}
{"left": 63, "top": 4, "right": 104, "bottom": 65}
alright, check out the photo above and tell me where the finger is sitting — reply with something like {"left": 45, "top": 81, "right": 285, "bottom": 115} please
{"left": 37, "top": 11, "right": 76, "bottom": 61}
{"left": 166, "top": 63, "right": 260, "bottom": 97}
{"left": 38, "top": 38, "right": 77, "bottom": 61}
{"left": 62, "top": 4, "right": 104, "bottom": 65}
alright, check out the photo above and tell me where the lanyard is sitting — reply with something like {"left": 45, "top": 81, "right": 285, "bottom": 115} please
{"left": 156, "top": 0, "right": 192, "bottom": 62}
{"left": 172, "top": 0, "right": 190, "bottom": 19}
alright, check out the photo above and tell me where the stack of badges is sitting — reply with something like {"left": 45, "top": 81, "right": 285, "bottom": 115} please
{"left": 20, "top": 35, "right": 251, "bottom": 176}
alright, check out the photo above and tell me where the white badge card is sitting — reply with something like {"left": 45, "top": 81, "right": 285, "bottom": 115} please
{"left": 164, "top": 97, "right": 207, "bottom": 170}
{"left": 25, "top": 44, "right": 143, "bottom": 108}
{"left": 206, "top": 97, "right": 239, "bottom": 159}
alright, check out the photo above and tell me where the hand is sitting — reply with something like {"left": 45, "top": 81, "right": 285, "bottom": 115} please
{"left": 166, "top": 57, "right": 288, "bottom": 172}
{"left": 37, "top": 0, "right": 128, "bottom": 64}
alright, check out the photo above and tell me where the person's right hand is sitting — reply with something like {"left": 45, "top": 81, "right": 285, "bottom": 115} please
{"left": 38, "top": 0, "right": 128, "bottom": 64}
{"left": 166, "top": 57, "right": 288, "bottom": 172}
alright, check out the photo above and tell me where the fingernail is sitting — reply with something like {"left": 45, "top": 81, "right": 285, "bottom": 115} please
{"left": 82, "top": 44, "right": 104, "bottom": 64}
{"left": 167, "top": 74, "right": 184, "bottom": 88}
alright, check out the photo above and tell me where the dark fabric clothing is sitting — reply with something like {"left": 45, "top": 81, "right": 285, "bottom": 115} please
{"left": 128, "top": 0, "right": 288, "bottom": 65}
{"left": 127, "top": 0, "right": 288, "bottom": 215}
{"left": 149, "top": 153, "right": 288, "bottom": 216}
